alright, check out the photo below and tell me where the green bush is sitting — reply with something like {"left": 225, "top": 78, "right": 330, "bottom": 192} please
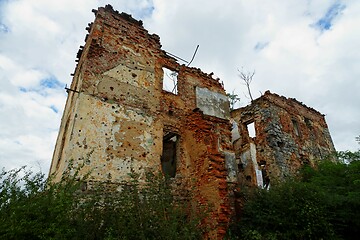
{"left": 229, "top": 160, "right": 360, "bottom": 240}
{"left": 0, "top": 167, "right": 204, "bottom": 240}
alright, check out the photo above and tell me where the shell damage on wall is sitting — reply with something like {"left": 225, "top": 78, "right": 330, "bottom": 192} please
{"left": 49, "top": 5, "right": 235, "bottom": 238}
{"left": 231, "top": 91, "right": 335, "bottom": 188}
{"left": 49, "top": 5, "right": 336, "bottom": 239}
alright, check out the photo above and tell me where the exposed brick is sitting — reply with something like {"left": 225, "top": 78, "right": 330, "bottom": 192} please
{"left": 50, "top": 5, "right": 336, "bottom": 239}
{"left": 49, "top": 5, "right": 233, "bottom": 239}
{"left": 231, "top": 90, "right": 335, "bottom": 187}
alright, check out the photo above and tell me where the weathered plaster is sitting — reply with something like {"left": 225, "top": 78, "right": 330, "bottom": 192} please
{"left": 50, "top": 5, "right": 336, "bottom": 239}
{"left": 196, "top": 86, "right": 230, "bottom": 120}
{"left": 50, "top": 5, "right": 233, "bottom": 239}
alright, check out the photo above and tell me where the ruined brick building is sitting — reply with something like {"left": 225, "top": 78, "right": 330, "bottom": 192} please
{"left": 231, "top": 91, "right": 335, "bottom": 189}
{"left": 49, "top": 5, "right": 335, "bottom": 239}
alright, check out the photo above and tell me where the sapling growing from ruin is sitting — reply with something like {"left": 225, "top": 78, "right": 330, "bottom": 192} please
{"left": 238, "top": 68, "right": 255, "bottom": 102}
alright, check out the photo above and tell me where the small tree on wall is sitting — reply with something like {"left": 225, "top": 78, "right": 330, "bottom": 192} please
{"left": 227, "top": 90, "right": 241, "bottom": 110}
{"left": 238, "top": 68, "right": 255, "bottom": 102}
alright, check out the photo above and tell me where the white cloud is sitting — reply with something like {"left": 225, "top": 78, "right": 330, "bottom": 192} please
{"left": 0, "top": 0, "right": 359, "bottom": 174}
{"left": 147, "top": 0, "right": 360, "bottom": 150}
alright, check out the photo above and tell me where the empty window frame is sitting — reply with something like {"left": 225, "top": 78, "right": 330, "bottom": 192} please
{"left": 161, "top": 133, "right": 179, "bottom": 178}
{"left": 292, "top": 119, "right": 300, "bottom": 137}
{"left": 304, "top": 117, "right": 312, "bottom": 128}
{"left": 162, "top": 67, "right": 178, "bottom": 94}
{"left": 246, "top": 121, "right": 256, "bottom": 138}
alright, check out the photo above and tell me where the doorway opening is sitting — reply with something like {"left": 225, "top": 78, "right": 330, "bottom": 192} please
{"left": 161, "top": 132, "right": 179, "bottom": 178}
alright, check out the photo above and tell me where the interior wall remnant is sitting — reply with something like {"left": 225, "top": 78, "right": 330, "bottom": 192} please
{"left": 230, "top": 119, "right": 240, "bottom": 143}
{"left": 161, "top": 133, "right": 178, "bottom": 178}
{"left": 250, "top": 143, "right": 263, "bottom": 187}
{"left": 259, "top": 160, "right": 270, "bottom": 189}
{"left": 224, "top": 151, "right": 238, "bottom": 183}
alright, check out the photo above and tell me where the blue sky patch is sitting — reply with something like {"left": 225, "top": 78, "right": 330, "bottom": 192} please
{"left": 40, "top": 77, "right": 63, "bottom": 89}
{"left": 19, "top": 86, "right": 49, "bottom": 97}
{"left": 18, "top": 77, "right": 62, "bottom": 96}
{"left": 50, "top": 105, "right": 58, "bottom": 113}
{"left": 254, "top": 42, "right": 269, "bottom": 51}
{"left": 135, "top": 5, "right": 155, "bottom": 19}
{"left": 0, "top": 23, "right": 9, "bottom": 33}
{"left": 314, "top": 2, "right": 346, "bottom": 31}
{"left": 19, "top": 87, "right": 28, "bottom": 93}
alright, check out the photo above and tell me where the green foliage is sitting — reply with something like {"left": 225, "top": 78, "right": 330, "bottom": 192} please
{"left": 229, "top": 160, "right": 360, "bottom": 240}
{"left": 227, "top": 91, "right": 241, "bottom": 110}
{"left": 301, "top": 160, "right": 360, "bottom": 239}
{"left": 0, "top": 166, "right": 82, "bottom": 239}
{"left": 355, "top": 135, "right": 360, "bottom": 144}
{"left": 229, "top": 181, "right": 334, "bottom": 239}
{"left": 0, "top": 167, "right": 203, "bottom": 240}
{"left": 335, "top": 150, "right": 360, "bottom": 163}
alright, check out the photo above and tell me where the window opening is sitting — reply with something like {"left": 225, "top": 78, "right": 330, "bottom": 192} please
{"left": 259, "top": 161, "right": 270, "bottom": 189}
{"left": 162, "top": 67, "right": 178, "bottom": 94}
{"left": 292, "top": 119, "right": 300, "bottom": 136}
{"left": 161, "top": 133, "right": 178, "bottom": 177}
{"left": 304, "top": 117, "right": 312, "bottom": 128}
{"left": 246, "top": 121, "right": 256, "bottom": 138}
{"left": 255, "top": 169, "right": 263, "bottom": 187}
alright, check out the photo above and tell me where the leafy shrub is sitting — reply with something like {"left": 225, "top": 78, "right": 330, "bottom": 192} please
{"left": 0, "top": 167, "right": 203, "bottom": 240}
{"left": 228, "top": 160, "right": 360, "bottom": 240}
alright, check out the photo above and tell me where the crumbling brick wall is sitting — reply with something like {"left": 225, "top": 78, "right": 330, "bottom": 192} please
{"left": 49, "top": 5, "right": 235, "bottom": 239}
{"left": 231, "top": 91, "right": 335, "bottom": 187}
{"left": 49, "top": 5, "right": 337, "bottom": 238}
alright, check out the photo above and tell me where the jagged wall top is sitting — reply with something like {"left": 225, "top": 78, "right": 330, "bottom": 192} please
{"left": 93, "top": 4, "right": 144, "bottom": 27}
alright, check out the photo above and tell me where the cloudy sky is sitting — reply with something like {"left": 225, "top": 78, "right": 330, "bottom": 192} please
{"left": 0, "top": 0, "right": 359, "bottom": 173}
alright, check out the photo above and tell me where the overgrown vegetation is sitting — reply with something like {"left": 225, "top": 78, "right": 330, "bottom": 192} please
{"left": 2, "top": 139, "right": 360, "bottom": 239}
{"left": 229, "top": 149, "right": 360, "bottom": 240}
{"left": 0, "top": 167, "right": 204, "bottom": 240}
